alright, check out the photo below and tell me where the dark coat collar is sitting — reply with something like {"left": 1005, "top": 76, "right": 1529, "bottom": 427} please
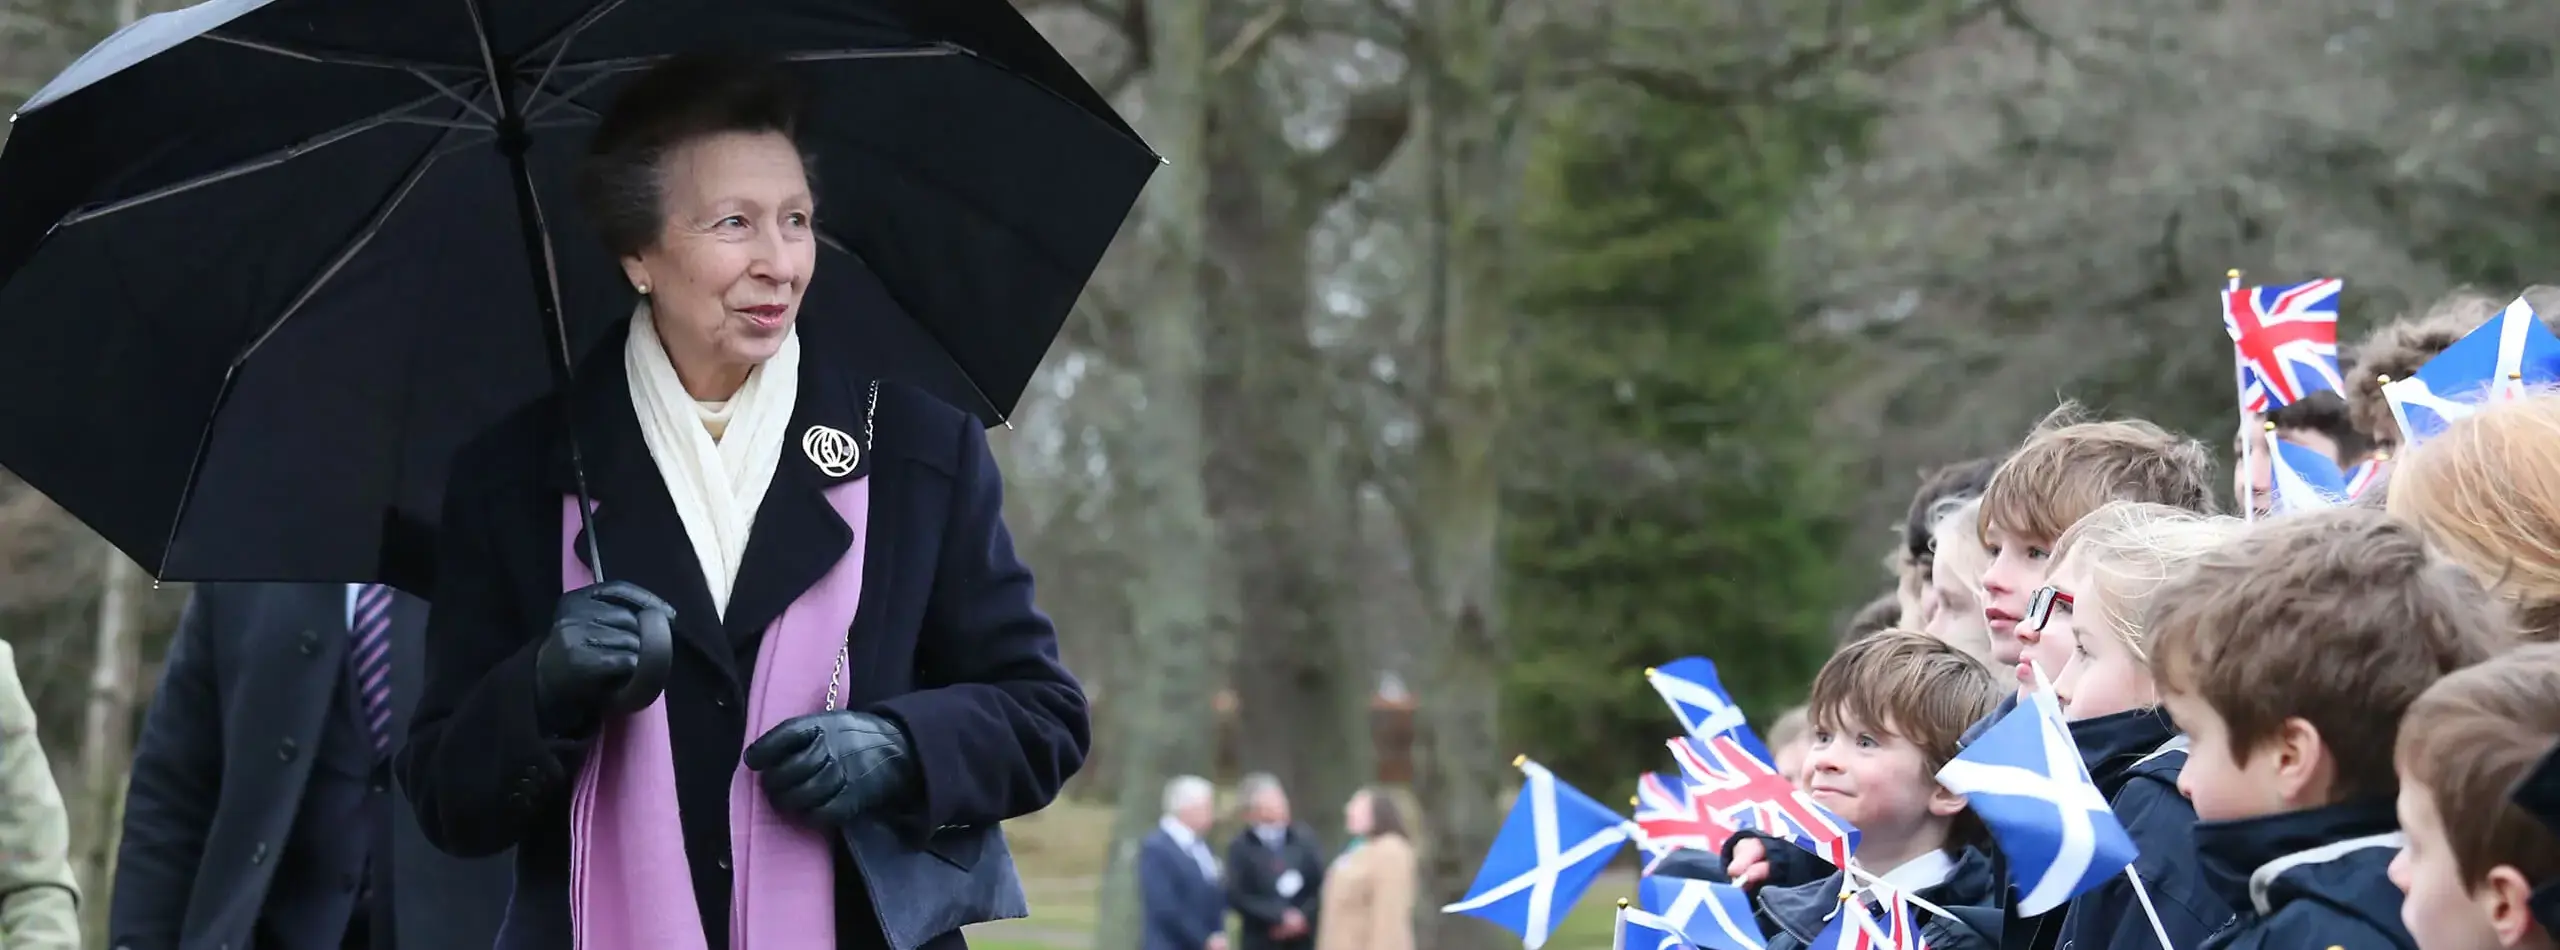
{"left": 538, "top": 322, "right": 880, "bottom": 682}
{"left": 2068, "top": 707, "right": 2180, "bottom": 797}
{"left": 1760, "top": 845, "right": 2000, "bottom": 944}
{"left": 2193, "top": 798, "right": 2403, "bottom": 921}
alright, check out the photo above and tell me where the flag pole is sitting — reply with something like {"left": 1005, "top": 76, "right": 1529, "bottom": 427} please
{"left": 1613, "top": 898, "right": 1631, "bottom": 950}
{"left": 2231, "top": 268, "right": 2257, "bottom": 524}
{"left": 2123, "top": 866, "right": 2180, "bottom": 949}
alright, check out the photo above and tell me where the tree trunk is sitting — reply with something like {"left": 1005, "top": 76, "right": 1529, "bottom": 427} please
{"left": 1091, "top": 0, "right": 1225, "bottom": 944}
{"left": 1404, "top": 2, "right": 1524, "bottom": 947}
{"left": 76, "top": 543, "right": 145, "bottom": 924}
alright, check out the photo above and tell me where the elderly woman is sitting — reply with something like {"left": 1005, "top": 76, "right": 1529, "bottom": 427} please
{"left": 397, "top": 54, "right": 1088, "bottom": 950}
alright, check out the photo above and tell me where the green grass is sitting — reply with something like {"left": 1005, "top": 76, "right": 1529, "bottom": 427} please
{"left": 966, "top": 797, "right": 1637, "bottom": 949}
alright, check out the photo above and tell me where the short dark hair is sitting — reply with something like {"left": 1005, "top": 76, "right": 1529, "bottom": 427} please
{"left": 1842, "top": 592, "right": 1902, "bottom": 644}
{"left": 577, "top": 52, "right": 813, "bottom": 257}
{"left": 2262, "top": 390, "right": 2368, "bottom": 465}
{"left": 1904, "top": 457, "right": 2000, "bottom": 570}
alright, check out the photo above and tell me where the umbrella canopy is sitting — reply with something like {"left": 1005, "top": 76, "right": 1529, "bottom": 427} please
{"left": 0, "top": 0, "right": 1154, "bottom": 589}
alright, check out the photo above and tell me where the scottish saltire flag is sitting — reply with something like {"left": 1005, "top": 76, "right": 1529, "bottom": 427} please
{"left": 1647, "top": 658, "right": 1775, "bottom": 764}
{"left": 2225, "top": 277, "right": 2345, "bottom": 410}
{"left": 1668, "top": 736, "right": 1858, "bottom": 869}
{"left": 1935, "top": 684, "right": 2137, "bottom": 916}
{"left": 1640, "top": 875, "right": 1767, "bottom": 950}
{"left": 1807, "top": 891, "right": 1926, "bottom": 949}
{"left": 2267, "top": 437, "right": 2355, "bottom": 513}
{"left": 1445, "top": 758, "right": 1638, "bottom": 948}
{"left": 2384, "top": 296, "right": 2560, "bottom": 445}
{"left": 1620, "top": 903, "right": 1700, "bottom": 950}
{"left": 1635, "top": 771, "right": 1745, "bottom": 865}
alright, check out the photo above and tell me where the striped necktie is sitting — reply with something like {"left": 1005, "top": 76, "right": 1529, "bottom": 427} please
{"left": 349, "top": 583, "right": 396, "bottom": 752}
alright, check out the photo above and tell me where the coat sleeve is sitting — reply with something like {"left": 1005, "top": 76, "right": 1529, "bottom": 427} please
{"left": 0, "top": 642, "right": 78, "bottom": 950}
{"left": 866, "top": 414, "right": 1090, "bottom": 831}
{"left": 107, "top": 590, "right": 226, "bottom": 950}
{"left": 2080, "top": 773, "right": 2227, "bottom": 949}
{"left": 397, "top": 440, "right": 592, "bottom": 858}
{"left": 1369, "top": 837, "right": 1418, "bottom": 950}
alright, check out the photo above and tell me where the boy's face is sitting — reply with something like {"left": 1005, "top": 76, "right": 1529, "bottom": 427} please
{"left": 2389, "top": 775, "right": 2540, "bottom": 950}
{"left": 2014, "top": 554, "right": 2085, "bottom": 692}
{"left": 1978, "top": 523, "right": 2055, "bottom": 668}
{"left": 2162, "top": 689, "right": 2292, "bottom": 821}
{"left": 1802, "top": 713, "right": 1962, "bottom": 855}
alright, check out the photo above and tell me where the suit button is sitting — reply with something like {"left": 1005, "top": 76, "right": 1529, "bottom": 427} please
{"left": 371, "top": 780, "right": 388, "bottom": 795}
{"left": 298, "top": 630, "right": 319, "bottom": 655}
{"left": 718, "top": 855, "right": 731, "bottom": 870}
{"left": 714, "top": 696, "right": 730, "bottom": 709}
{"left": 249, "top": 842, "right": 267, "bottom": 865}
{"left": 277, "top": 738, "right": 298, "bottom": 762}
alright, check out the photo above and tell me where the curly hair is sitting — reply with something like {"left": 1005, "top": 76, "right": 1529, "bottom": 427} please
{"left": 2343, "top": 290, "right": 2502, "bottom": 448}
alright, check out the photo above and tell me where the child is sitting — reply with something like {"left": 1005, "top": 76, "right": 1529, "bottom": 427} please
{"left": 2388, "top": 645, "right": 2560, "bottom": 950}
{"left": 2017, "top": 501, "right": 2243, "bottom": 950}
{"left": 1731, "top": 629, "right": 2008, "bottom": 949}
{"left": 2234, "top": 391, "right": 2367, "bottom": 517}
{"left": 2344, "top": 290, "right": 2504, "bottom": 457}
{"left": 1972, "top": 406, "right": 2216, "bottom": 712}
{"left": 1768, "top": 704, "right": 1813, "bottom": 789}
{"left": 2388, "top": 393, "right": 2560, "bottom": 643}
{"left": 1901, "top": 457, "right": 2002, "bottom": 627}
{"left": 2149, "top": 508, "right": 2504, "bottom": 949}
{"left": 1922, "top": 498, "right": 1997, "bottom": 666}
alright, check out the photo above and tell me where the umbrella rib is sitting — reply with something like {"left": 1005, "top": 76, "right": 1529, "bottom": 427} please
{"left": 815, "top": 228, "right": 1013, "bottom": 427}
{"left": 541, "top": 45, "right": 956, "bottom": 75}
{"left": 201, "top": 32, "right": 478, "bottom": 75}
{"left": 57, "top": 89, "right": 474, "bottom": 230}
{"left": 521, "top": 0, "right": 632, "bottom": 94}
{"left": 162, "top": 123, "right": 465, "bottom": 575}
{"left": 524, "top": 70, "right": 611, "bottom": 124}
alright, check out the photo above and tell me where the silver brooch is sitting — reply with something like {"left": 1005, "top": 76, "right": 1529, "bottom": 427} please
{"left": 801, "top": 425, "right": 860, "bottom": 478}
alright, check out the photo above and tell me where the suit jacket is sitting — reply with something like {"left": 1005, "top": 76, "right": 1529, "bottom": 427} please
{"left": 397, "top": 321, "right": 1089, "bottom": 950}
{"left": 1228, "top": 824, "right": 1328, "bottom": 950}
{"left": 109, "top": 584, "right": 513, "bottom": 950}
{"left": 0, "top": 640, "right": 78, "bottom": 950}
{"left": 1141, "top": 827, "right": 1226, "bottom": 950}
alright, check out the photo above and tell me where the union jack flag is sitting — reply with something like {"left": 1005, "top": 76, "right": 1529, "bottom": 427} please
{"left": 2225, "top": 277, "right": 2344, "bottom": 411}
{"left": 1812, "top": 890, "right": 1928, "bottom": 950}
{"left": 1633, "top": 772, "right": 1742, "bottom": 868}
{"left": 1667, "top": 736, "right": 1858, "bottom": 870}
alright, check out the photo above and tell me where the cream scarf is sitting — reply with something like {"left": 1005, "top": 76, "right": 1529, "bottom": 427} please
{"left": 625, "top": 303, "right": 801, "bottom": 617}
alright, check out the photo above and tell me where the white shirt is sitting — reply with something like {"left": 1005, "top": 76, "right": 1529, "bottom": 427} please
{"left": 1872, "top": 849, "right": 1957, "bottom": 894}
{"left": 344, "top": 583, "right": 362, "bottom": 628}
{"left": 1161, "top": 815, "right": 1219, "bottom": 880}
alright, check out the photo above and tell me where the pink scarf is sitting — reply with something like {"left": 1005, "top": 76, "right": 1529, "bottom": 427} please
{"left": 557, "top": 479, "right": 870, "bottom": 949}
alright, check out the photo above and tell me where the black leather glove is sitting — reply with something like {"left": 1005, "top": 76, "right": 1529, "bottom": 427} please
{"left": 743, "top": 710, "right": 918, "bottom": 827}
{"left": 1648, "top": 847, "right": 1731, "bottom": 884}
{"left": 534, "top": 580, "right": 675, "bottom": 735}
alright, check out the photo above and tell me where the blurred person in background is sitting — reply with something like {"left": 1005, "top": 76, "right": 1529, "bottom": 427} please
{"left": 1921, "top": 498, "right": 1997, "bottom": 666}
{"left": 2233, "top": 390, "right": 2365, "bottom": 518}
{"left": 1229, "top": 773, "right": 1327, "bottom": 950}
{"left": 1765, "top": 705, "right": 1812, "bottom": 789}
{"left": 1144, "top": 775, "right": 1229, "bottom": 950}
{"left": 1897, "top": 457, "right": 2000, "bottom": 627}
{"left": 1315, "top": 787, "right": 1413, "bottom": 950}
{"left": 0, "top": 639, "right": 77, "bottom": 949}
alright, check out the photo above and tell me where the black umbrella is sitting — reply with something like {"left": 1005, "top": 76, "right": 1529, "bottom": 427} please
{"left": 0, "top": 0, "right": 1155, "bottom": 592}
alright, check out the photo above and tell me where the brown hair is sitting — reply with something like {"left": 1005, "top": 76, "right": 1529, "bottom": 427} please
{"left": 1768, "top": 704, "right": 1812, "bottom": 751}
{"left": 578, "top": 52, "right": 814, "bottom": 258}
{"left": 1906, "top": 457, "right": 2002, "bottom": 569}
{"left": 2393, "top": 644, "right": 2560, "bottom": 889}
{"left": 1978, "top": 404, "right": 2218, "bottom": 547}
{"left": 1843, "top": 592, "right": 1903, "bottom": 644}
{"left": 1807, "top": 629, "right": 2004, "bottom": 850}
{"left": 2050, "top": 502, "right": 2246, "bottom": 665}
{"left": 2388, "top": 392, "right": 2560, "bottom": 643}
{"left": 2150, "top": 508, "right": 2502, "bottom": 801}
{"left": 1357, "top": 786, "right": 1410, "bottom": 839}
{"left": 2343, "top": 290, "right": 2502, "bottom": 448}
{"left": 2261, "top": 391, "right": 2368, "bottom": 466}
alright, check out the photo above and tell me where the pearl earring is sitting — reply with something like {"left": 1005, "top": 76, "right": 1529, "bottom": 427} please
{"left": 636, "top": 284, "right": 649, "bottom": 295}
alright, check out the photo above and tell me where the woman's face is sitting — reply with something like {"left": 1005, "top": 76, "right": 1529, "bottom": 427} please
{"left": 1343, "top": 791, "right": 1373, "bottom": 836}
{"left": 1923, "top": 553, "right": 1992, "bottom": 662}
{"left": 621, "top": 130, "right": 817, "bottom": 399}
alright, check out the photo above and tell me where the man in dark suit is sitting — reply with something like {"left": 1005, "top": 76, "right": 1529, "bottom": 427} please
{"left": 1143, "top": 775, "right": 1229, "bottom": 950}
{"left": 1227, "top": 773, "right": 1327, "bottom": 950}
{"left": 108, "top": 583, "right": 512, "bottom": 950}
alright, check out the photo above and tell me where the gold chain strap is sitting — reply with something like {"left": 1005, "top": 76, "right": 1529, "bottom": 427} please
{"left": 822, "top": 380, "right": 880, "bottom": 714}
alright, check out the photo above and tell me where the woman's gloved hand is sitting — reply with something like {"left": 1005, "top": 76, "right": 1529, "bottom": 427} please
{"left": 744, "top": 710, "right": 918, "bottom": 827}
{"left": 534, "top": 580, "right": 675, "bottom": 735}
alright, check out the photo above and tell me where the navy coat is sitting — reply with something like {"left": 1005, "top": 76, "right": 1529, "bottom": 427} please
{"left": 1141, "top": 828, "right": 1226, "bottom": 950}
{"left": 2193, "top": 799, "right": 2415, "bottom": 950}
{"left": 397, "top": 323, "right": 1090, "bottom": 950}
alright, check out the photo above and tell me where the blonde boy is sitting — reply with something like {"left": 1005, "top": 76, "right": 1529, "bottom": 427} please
{"left": 2150, "top": 508, "right": 2502, "bottom": 947}
{"left": 2388, "top": 645, "right": 2560, "bottom": 950}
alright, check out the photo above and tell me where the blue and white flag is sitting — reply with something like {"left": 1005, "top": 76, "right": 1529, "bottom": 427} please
{"left": 1445, "top": 758, "right": 1637, "bottom": 948}
{"left": 1640, "top": 875, "right": 1766, "bottom": 950}
{"left": 1620, "top": 903, "right": 1700, "bottom": 950}
{"left": 2267, "top": 437, "right": 2353, "bottom": 513}
{"left": 2383, "top": 296, "right": 2560, "bottom": 445}
{"left": 1648, "top": 657, "right": 1775, "bottom": 764}
{"left": 1934, "top": 683, "right": 2137, "bottom": 916}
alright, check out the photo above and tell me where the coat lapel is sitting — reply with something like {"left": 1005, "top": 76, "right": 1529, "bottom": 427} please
{"left": 542, "top": 324, "right": 734, "bottom": 682}
{"left": 723, "top": 357, "right": 865, "bottom": 651}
